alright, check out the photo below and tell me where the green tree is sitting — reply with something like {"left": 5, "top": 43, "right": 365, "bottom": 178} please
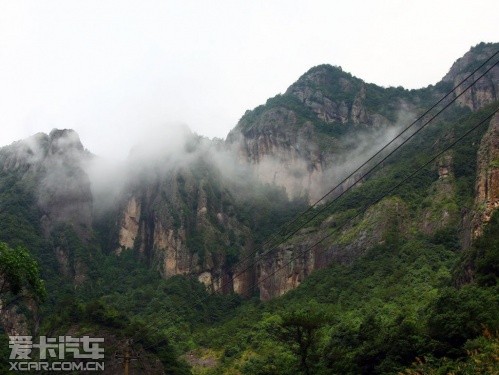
{"left": 0, "top": 242, "right": 46, "bottom": 303}
{"left": 273, "top": 304, "right": 329, "bottom": 375}
{"left": 427, "top": 285, "right": 499, "bottom": 357}
{"left": 473, "top": 211, "right": 499, "bottom": 286}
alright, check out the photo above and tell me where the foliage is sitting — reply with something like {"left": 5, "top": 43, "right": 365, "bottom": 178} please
{"left": 426, "top": 285, "right": 499, "bottom": 357}
{"left": 0, "top": 326, "right": 11, "bottom": 374}
{"left": 471, "top": 210, "right": 499, "bottom": 286}
{"left": 232, "top": 183, "right": 308, "bottom": 246}
{"left": 0, "top": 242, "right": 46, "bottom": 302}
{"left": 402, "top": 330, "right": 499, "bottom": 374}
{"left": 237, "top": 93, "right": 317, "bottom": 132}
{"left": 273, "top": 304, "right": 329, "bottom": 375}
{"left": 40, "top": 294, "right": 191, "bottom": 373}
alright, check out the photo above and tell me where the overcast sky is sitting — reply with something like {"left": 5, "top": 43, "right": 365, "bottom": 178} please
{"left": 0, "top": 1, "right": 497, "bottom": 159}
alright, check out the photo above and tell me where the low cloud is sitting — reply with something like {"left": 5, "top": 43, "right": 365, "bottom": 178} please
{"left": 320, "top": 111, "right": 418, "bottom": 200}
{"left": 3, "top": 112, "right": 421, "bottom": 222}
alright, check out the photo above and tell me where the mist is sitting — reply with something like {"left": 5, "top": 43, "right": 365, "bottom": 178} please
{"left": 83, "top": 123, "right": 254, "bottom": 215}
{"left": 1, "top": 112, "right": 422, "bottom": 222}
{"left": 322, "top": 110, "right": 419, "bottom": 201}
{"left": 80, "top": 110, "right": 422, "bottom": 217}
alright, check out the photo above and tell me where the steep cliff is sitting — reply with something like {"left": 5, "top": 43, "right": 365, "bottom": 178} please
{"left": 442, "top": 42, "right": 499, "bottom": 111}
{"left": 114, "top": 148, "right": 256, "bottom": 295}
{"left": 472, "top": 113, "right": 499, "bottom": 238}
{"left": 227, "top": 110, "right": 326, "bottom": 201}
{"left": 226, "top": 65, "right": 423, "bottom": 203}
{"left": 0, "top": 129, "right": 93, "bottom": 283}
{"left": 257, "top": 196, "right": 408, "bottom": 300}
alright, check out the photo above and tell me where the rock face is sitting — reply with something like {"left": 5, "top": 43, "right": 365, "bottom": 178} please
{"left": 227, "top": 114, "right": 326, "bottom": 201}
{"left": 257, "top": 197, "right": 407, "bottom": 300}
{"left": 116, "top": 197, "right": 141, "bottom": 253}
{"left": 472, "top": 113, "right": 499, "bottom": 238}
{"left": 114, "top": 157, "right": 255, "bottom": 295}
{"left": 442, "top": 42, "right": 499, "bottom": 111}
{"left": 285, "top": 65, "right": 388, "bottom": 126}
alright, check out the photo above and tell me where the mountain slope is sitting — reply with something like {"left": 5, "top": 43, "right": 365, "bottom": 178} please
{"left": 227, "top": 42, "right": 499, "bottom": 204}
{"left": 0, "top": 42, "right": 498, "bottom": 374}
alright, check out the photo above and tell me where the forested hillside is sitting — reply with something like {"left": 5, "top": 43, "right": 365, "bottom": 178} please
{"left": 0, "top": 42, "right": 498, "bottom": 374}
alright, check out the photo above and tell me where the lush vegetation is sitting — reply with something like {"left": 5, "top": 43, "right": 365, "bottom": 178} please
{"left": 0, "top": 242, "right": 46, "bottom": 301}
{"left": 0, "top": 47, "right": 498, "bottom": 373}
{"left": 192, "top": 236, "right": 497, "bottom": 374}
{"left": 183, "top": 105, "right": 499, "bottom": 373}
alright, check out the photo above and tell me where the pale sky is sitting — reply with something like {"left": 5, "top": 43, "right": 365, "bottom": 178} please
{"left": 0, "top": 0, "right": 497, "bottom": 159}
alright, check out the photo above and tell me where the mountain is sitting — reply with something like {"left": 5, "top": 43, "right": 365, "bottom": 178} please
{"left": 226, "top": 42, "right": 499, "bottom": 298}
{"left": 1, "top": 43, "right": 497, "bottom": 298}
{"left": 0, "top": 42, "right": 498, "bottom": 373}
{"left": 228, "top": 43, "right": 498, "bottom": 203}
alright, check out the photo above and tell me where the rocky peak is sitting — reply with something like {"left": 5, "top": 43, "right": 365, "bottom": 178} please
{"left": 1, "top": 128, "right": 92, "bottom": 238}
{"left": 287, "top": 65, "right": 354, "bottom": 94}
{"left": 0, "top": 128, "right": 86, "bottom": 173}
{"left": 442, "top": 42, "right": 499, "bottom": 111}
{"left": 286, "top": 65, "right": 361, "bottom": 124}
{"left": 443, "top": 43, "right": 498, "bottom": 82}
{"left": 285, "top": 64, "right": 388, "bottom": 126}
{"left": 47, "top": 128, "right": 84, "bottom": 155}
{"left": 226, "top": 64, "right": 392, "bottom": 201}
